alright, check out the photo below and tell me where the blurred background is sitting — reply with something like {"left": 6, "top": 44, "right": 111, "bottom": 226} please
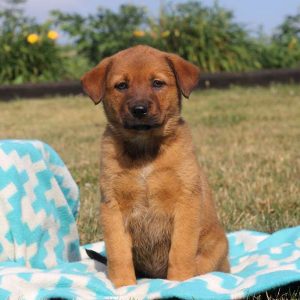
{"left": 1, "top": 0, "right": 300, "bottom": 84}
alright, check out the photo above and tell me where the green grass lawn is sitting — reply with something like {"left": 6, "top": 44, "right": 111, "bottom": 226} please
{"left": 1, "top": 84, "right": 299, "bottom": 299}
{"left": 1, "top": 84, "right": 299, "bottom": 245}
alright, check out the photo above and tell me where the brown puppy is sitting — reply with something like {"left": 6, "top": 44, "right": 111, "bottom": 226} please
{"left": 81, "top": 45, "right": 230, "bottom": 288}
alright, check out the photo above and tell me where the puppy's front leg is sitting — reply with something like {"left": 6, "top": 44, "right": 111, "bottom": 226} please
{"left": 101, "top": 200, "right": 136, "bottom": 288}
{"left": 167, "top": 199, "right": 201, "bottom": 281}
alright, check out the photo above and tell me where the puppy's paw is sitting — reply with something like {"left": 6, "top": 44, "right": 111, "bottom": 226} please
{"left": 167, "top": 266, "right": 196, "bottom": 281}
{"left": 110, "top": 276, "right": 137, "bottom": 288}
{"left": 108, "top": 261, "right": 136, "bottom": 288}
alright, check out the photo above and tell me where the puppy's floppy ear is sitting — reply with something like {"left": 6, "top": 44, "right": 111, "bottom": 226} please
{"left": 81, "top": 57, "right": 112, "bottom": 104}
{"left": 166, "top": 54, "right": 200, "bottom": 98}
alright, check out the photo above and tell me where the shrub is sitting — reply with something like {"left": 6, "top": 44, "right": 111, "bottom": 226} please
{"left": 53, "top": 2, "right": 263, "bottom": 72}
{"left": 150, "top": 2, "right": 260, "bottom": 72}
{"left": 258, "top": 10, "right": 300, "bottom": 69}
{"left": 53, "top": 2, "right": 300, "bottom": 73}
{"left": 1, "top": 0, "right": 300, "bottom": 85}
{"left": 52, "top": 5, "right": 153, "bottom": 65}
{"left": 0, "top": 1, "right": 65, "bottom": 84}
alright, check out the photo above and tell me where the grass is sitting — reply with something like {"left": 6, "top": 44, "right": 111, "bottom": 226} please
{"left": 1, "top": 84, "right": 299, "bottom": 298}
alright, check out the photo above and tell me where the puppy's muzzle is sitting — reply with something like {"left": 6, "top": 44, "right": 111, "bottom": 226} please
{"left": 123, "top": 99, "right": 161, "bottom": 131}
{"left": 123, "top": 100, "right": 162, "bottom": 131}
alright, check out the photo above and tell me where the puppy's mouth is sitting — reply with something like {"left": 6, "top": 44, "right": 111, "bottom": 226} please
{"left": 123, "top": 120, "right": 162, "bottom": 131}
{"left": 123, "top": 123, "right": 162, "bottom": 131}
{"left": 127, "top": 124, "right": 153, "bottom": 131}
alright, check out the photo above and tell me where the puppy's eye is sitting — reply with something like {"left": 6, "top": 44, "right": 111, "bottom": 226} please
{"left": 115, "top": 82, "right": 128, "bottom": 90}
{"left": 152, "top": 80, "right": 165, "bottom": 89}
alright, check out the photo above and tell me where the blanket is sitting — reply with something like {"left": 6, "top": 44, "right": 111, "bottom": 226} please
{"left": 0, "top": 140, "right": 299, "bottom": 300}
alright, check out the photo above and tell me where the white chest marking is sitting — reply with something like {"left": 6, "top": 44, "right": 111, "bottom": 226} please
{"left": 140, "top": 164, "right": 153, "bottom": 181}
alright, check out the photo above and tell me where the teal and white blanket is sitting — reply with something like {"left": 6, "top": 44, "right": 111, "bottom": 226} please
{"left": 0, "top": 140, "right": 299, "bottom": 299}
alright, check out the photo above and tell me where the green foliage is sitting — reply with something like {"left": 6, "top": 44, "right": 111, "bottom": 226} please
{"left": 52, "top": 5, "right": 152, "bottom": 65}
{"left": 1, "top": 1, "right": 300, "bottom": 84}
{"left": 152, "top": 2, "right": 262, "bottom": 72}
{"left": 52, "top": 1, "right": 300, "bottom": 73}
{"left": 258, "top": 10, "right": 300, "bottom": 69}
{"left": 0, "top": 1, "right": 65, "bottom": 84}
{"left": 59, "top": 46, "right": 92, "bottom": 80}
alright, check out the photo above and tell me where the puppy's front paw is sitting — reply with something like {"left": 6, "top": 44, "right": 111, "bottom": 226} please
{"left": 110, "top": 276, "right": 137, "bottom": 288}
{"left": 108, "top": 260, "right": 136, "bottom": 288}
{"left": 167, "top": 265, "right": 196, "bottom": 281}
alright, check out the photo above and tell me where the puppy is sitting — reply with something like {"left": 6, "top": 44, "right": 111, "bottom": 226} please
{"left": 81, "top": 45, "right": 230, "bottom": 288}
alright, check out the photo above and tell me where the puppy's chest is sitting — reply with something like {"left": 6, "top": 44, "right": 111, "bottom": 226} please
{"left": 115, "top": 164, "right": 181, "bottom": 213}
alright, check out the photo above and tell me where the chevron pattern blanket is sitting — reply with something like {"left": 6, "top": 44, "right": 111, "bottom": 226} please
{"left": 0, "top": 140, "right": 299, "bottom": 299}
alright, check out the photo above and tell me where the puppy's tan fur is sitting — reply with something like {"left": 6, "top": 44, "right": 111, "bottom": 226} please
{"left": 82, "top": 45, "right": 230, "bottom": 288}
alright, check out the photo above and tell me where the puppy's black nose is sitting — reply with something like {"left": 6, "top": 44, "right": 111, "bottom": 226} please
{"left": 131, "top": 104, "right": 148, "bottom": 118}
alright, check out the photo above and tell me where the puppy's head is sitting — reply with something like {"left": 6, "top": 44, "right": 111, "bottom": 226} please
{"left": 81, "top": 45, "right": 200, "bottom": 138}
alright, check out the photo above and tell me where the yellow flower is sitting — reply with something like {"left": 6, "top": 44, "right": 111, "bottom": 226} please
{"left": 161, "top": 30, "right": 170, "bottom": 38}
{"left": 27, "top": 33, "right": 39, "bottom": 44}
{"left": 47, "top": 30, "right": 59, "bottom": 40}
{"left": 133, "top": 30, "right": 145, "bottom": 37}
{"left": 174, "top": 29, "right": 180, "bottom": 37}
{"left": 288, "top": 37, "right": 297, "bottom": 50}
